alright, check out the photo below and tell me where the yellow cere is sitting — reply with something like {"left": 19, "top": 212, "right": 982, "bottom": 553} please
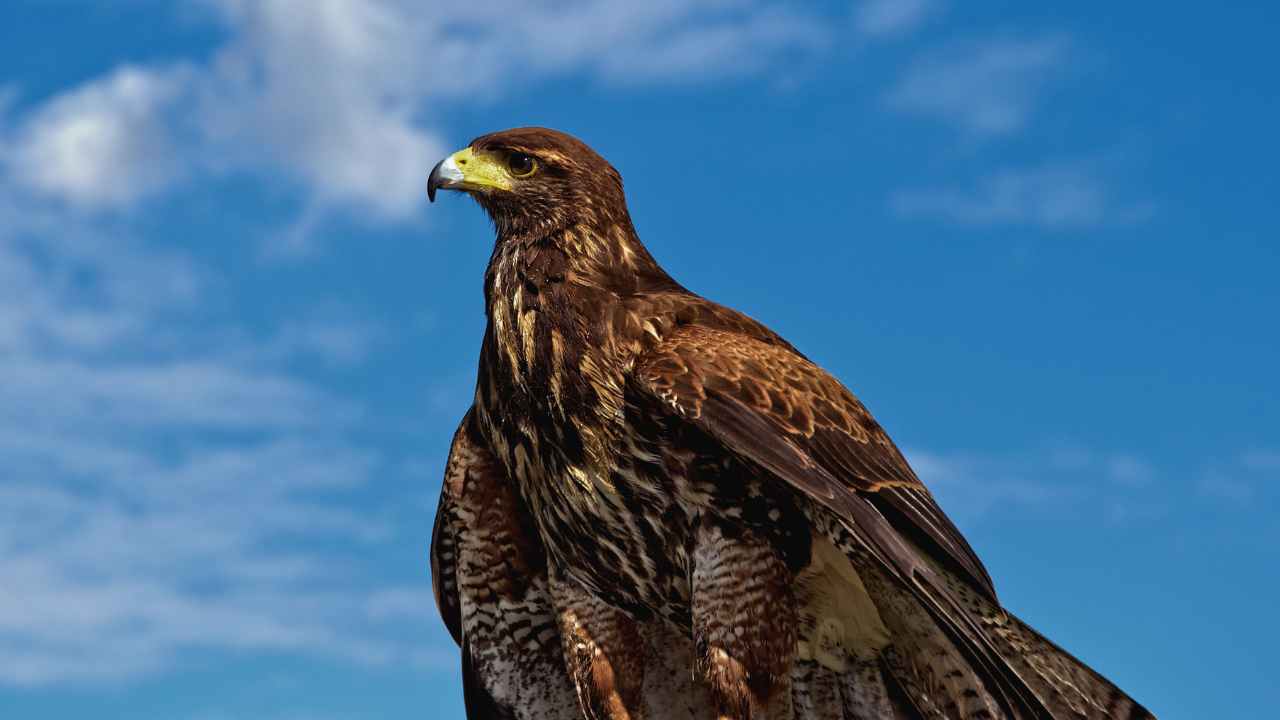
{"left": 448, "top": 146, "right": 513, "bottom": 192}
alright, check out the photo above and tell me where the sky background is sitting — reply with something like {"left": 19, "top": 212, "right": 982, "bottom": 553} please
{"left": 1, "top": 1, "right": 1277, "bottom": 718}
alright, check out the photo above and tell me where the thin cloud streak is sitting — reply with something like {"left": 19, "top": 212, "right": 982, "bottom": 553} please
{"left": 1197, "top": 450, "right": 1280, "bottom": 506}
{"left": 0, "top": 202, "right": 427, "bottom": 686}
{"left": 891, "top": 160, "right": 1151, "bottom": 229}
{"left": 905, "top": 446, "right": 1166, "bottom": 526}
{"left": 2, "top": 66, "right": 193, "bottom": 210}
{"left": 888, "top": 35, "right": 1069, "bottom": 135}
{"left": 854, "top": 0, "right": 940, "bottom": 38}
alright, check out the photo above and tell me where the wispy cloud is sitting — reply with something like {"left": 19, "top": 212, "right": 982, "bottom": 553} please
{"left": 1197, "top": 450, "right": 1280, "bottom": 506}
{"left": 1198, "top": 472, "right": 1255, "bottom": 504}
{"left": 1106, "top": 454, "right": 1156, "bottom": 487}
{"left": 853, "top": 0, "right": 940, "bottom": 39}
{"left": 0, "top": 196, "right": 434, "bottom": 686}
{"left": 906, "top": 445, "right": 1163, "bottom": 524}
{"left": 248, "top": 309, "right": 385, "bottom": 369}
{"left": 0, "top": 444, "right": 390, "bottom": 684}
{"left": 915, "top": 444, "right": 1280, "bottom": 530}
{"left": 888, "top": 35, "right": 1069, "bottom": 135}
{"left": 891, "top": 159, "right": 1150, "bottom": 229}
{"left": 1241, "top": 449, "right": 1280, "bottom": 471}
{"left": 0, "top": 0, "right": 835, "bottom": 232}
{"left": 907, "top": 449, "right": 1075, "bottom": 521}
{"left": 2, "top": 67, "right": 192, "bottom": 210}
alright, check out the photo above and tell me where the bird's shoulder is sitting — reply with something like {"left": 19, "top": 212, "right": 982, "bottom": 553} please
{"left": 628, "top": 299, "right": 997, "bottom": 599}
{"left": 631, "top": 299, "right": 913, "bottom": 492}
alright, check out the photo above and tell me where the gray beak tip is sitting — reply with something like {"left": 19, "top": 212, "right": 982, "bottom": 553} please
{"left": 427, "top": 155, "right": 465, "bottom": 204}
{"left": 427, "top": 160, "right": 444, "bottom": 203}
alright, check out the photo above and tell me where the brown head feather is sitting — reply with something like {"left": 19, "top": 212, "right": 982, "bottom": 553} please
{"left": 466, "top": 127, "right": 627, "bottom": 243}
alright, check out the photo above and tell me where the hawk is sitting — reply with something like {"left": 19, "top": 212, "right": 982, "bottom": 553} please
{"left": 428, "top": 127, "right": 1154, "bottom": 719}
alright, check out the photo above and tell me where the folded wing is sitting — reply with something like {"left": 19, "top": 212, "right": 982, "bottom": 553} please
{"left": 632, "top": 323, "right": 1154, "bottom": 720}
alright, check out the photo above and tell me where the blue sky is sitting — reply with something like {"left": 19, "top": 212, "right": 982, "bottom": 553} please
{"left": 0, "top": 1, "right": 1276, "bottom": 718}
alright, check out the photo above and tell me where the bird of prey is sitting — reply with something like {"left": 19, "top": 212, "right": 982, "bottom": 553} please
{"left": 428, "top": 127, "right": 1154, "bottom": 720}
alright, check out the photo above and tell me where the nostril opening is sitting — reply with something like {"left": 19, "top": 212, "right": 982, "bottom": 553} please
{"left": 458, "top": 159, "right": 467, "bottom": 165}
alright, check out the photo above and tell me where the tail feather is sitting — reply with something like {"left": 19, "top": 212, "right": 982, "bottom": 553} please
{"left": 982, "top": 609, "right": 1155, "bottom": 720}
{"left": 792, "top": 659, "right": 845, "bottom": 720}
{"left": 841, "top": 657, "right": 917, "bottom": 720}
{"left": 810, "top": 507, "right": 1155, "bottom": 720}
{"left": 860, "top": 563, "right": 1008, "bottom": 719}
{"left": 879, "top": 647, "right": 951, "bottom": 720}
{"left": 927, "top": 563, "right": 1155, "bottom": 720}
{"left": 792, "top": 655, "right": 926, "bottom": 720}
{"left": 906, "top": 554, "right": 1157, "bottom": 720}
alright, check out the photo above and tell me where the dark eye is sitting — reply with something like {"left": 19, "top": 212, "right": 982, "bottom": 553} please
{"left": 507, "top": 152, "right": 536, "bottom": 177}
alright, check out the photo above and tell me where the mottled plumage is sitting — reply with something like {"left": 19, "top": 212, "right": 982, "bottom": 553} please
{"left": 428, "top": 127, "right": 1154, "bottom": 719}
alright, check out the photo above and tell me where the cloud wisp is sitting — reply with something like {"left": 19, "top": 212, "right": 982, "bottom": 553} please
{"left": 888, "top": 35, "right": 1069, "bottom": 135}
{"left": 853, "top": 0, "right": 940, "bottom": 39}
{"left": 1197, "top": 450, "right": 1280, "bottom": 506}
{"left": 891, "top": 159, "right": 1151, "bottom": 229}
{"left": 883, "top": 33, "right": 1153, "bottom": 230}
{"left": 3, "top": 66, "right": 193, "bottom": 210}
{"left": 905, "top": 445, "right": 1165, "bottom": 526}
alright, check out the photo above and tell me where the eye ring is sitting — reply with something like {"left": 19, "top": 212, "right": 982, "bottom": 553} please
{"left": 506, "top": 152, "right": 537, "bottom": 177}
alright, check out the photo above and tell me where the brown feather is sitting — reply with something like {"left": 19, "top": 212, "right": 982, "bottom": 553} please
{"left": 634, "top": 323, "right": 996, "bottom": 599}
{"left": 430, "top": 481, "right": 462, "bottom": 646}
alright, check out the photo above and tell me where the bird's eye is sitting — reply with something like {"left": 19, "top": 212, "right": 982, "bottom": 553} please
{"left": 507, "top": 152, "right": 536, "bottom": 177}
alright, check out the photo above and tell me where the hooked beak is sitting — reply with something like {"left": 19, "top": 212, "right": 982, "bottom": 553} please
{"left": 427, "top": 154, "right": 465, "bottom": 203}
{"left": 427, "top": 146, "right": 512, "bottom": 202}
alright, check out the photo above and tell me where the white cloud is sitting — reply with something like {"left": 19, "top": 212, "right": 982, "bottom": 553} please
{"left": 1197, "top": 450, "right": 1280, "bottom": 506}
{"left": 888, "top": 35, "right": 1069, "bottom": 135}
{"left": 854, "top": 0, "right": 939, "bottom": 38}
{"left": 264, "top": 314, "right": 382, "bottom": 368}
{"left": 587, "top": 5, "right": 825, "bottom": 82}
{"left": 0, "top": 442, "right": 381, "bottom": 683}
{"left": 1106, "top": 454, "right": 1155, "bottom": 487}
{"left": 1198, "top": 472, "right": 1255, "bottom": 504}
{"left": 1241, "top": 449, "right": 1280, "bottom": 471}
{"left": 892, "top": 160, "right": 1149, "bottom": 229}
{"left": 907, "top": 449, "right": 1074, "bottom": 521}
{"left": 0, "top": 203, "right": 433, "bottom": 686}
{"left": 4, "top": 66, "right": 192, "bottom": 209}
{"left": 906, "top": 446, "right": 1163, "bottom": 524}
{"left": 0, "top": 0, "right": 834, "bottom": 227}
{"left": 195, "top": 0, "right": 446, "bottom": 221}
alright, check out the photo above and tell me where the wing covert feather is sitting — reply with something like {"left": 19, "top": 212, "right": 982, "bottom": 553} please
{"left": 635, "top": 324, "right": 995, "bottom": 599}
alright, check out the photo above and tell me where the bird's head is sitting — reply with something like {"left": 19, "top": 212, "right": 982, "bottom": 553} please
{"left": 428, "top": 127, "right": 628, "bottom": 240}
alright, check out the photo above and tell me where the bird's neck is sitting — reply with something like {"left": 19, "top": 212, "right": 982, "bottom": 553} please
{"left": 478, "top": 217, "right": 677, "bottom": 414}
{"left": 483, "top": 215, "right": 676, "bottom": 320}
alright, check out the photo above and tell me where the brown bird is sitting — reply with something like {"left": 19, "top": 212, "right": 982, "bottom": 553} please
{"left": 428, "top": 127, "right": 1154, "bottom": 720}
